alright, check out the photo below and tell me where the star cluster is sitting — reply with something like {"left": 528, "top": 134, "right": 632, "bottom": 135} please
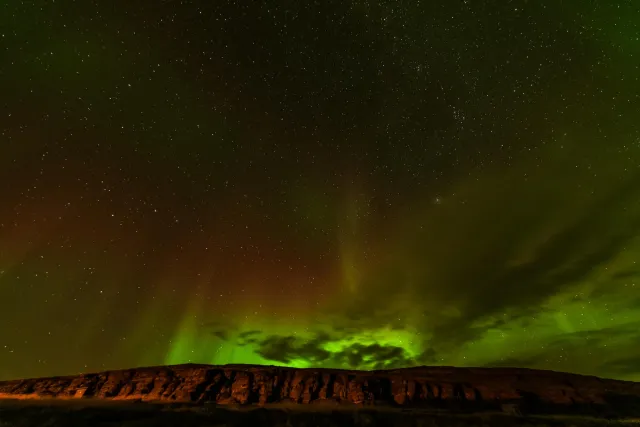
{"left": 1, "top": 0, "right": 639, "bottom": 381}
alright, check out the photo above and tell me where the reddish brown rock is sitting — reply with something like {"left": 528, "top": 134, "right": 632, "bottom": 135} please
{"left": 1, "top": 364, "right": 640, "bottom": 418}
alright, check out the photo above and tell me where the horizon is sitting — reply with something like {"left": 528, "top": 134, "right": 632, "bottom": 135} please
{"left": 0, "top": 362, "right": 631, "bottom": 384}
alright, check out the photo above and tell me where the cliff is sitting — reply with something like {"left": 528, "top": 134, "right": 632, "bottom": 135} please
{"left": 1, "top": 364, "right": 640, "bottom": 419}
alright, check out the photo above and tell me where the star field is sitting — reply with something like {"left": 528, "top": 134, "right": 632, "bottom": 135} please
{"left": 0, "top": 0, "right": 639, "bottom": 381}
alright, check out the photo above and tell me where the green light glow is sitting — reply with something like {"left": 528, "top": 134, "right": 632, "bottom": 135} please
{"left": 1, "top": 0, "right": 640, "bottom": 383}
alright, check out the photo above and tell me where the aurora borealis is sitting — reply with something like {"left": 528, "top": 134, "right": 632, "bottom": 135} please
{"left": 1, "top": 0, "right": 640, "bottom": 382}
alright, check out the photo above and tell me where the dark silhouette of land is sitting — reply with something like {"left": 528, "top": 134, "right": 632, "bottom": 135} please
{"left": 1, "top": 364, "right": 639, "bottom": 426}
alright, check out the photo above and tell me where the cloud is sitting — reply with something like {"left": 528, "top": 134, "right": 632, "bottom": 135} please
{"left": 598, "top": 356, "right": 640, "bottom": 376}
{"left": 233, "top": 157, "right": 640, "bottom": 375}
{"left": 611, "top": 269, "right": 640, "bottom": 281}
{"left": 237, "top": 330, "right": 262, "bottom": 345}
{"left": 256, "top": 333, "right": 332, "bottom": 365}
{"left": 253, "top": 332, "right": 418, "bottom": 370}
{"left": 552, "top": 322, "right": 640, "bottom": 345}
{"left": 485, "top": 323, "right": 640, "bottom": 377}
{"left": 327, "top": 161, "right": 640, "bottom": 354}
{"left": 211, "top": 329, "right": 230, "bottom": 340}
{"left": 200, "top": 321, "right": 239, "bottom": 341}
{"left": 224, "top": 148, "right": 640, "bottom": 377}
{"left": 332, "top": 343, "right": 416, "bottom": 370}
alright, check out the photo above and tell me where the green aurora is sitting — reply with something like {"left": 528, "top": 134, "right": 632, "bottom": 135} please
{"left": 1, "top": 0, "right": 639, "bottom": 381}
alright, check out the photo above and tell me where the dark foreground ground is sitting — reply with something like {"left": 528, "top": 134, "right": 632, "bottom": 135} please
{"left": 0, "top": 400, "right": 637, "bottom": 427}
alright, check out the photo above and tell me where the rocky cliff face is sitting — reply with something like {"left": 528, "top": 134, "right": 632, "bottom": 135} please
{"left": 1, "top": 364, "right": 639, "bottom": 418}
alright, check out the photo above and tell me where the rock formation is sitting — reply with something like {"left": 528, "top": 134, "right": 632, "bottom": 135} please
{"left": 1, "top": 364, "right": 639, "bottom": 418}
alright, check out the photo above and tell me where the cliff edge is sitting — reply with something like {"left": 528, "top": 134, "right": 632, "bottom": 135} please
{"left": 1, "top": 364, "right": 639, "bottom": 418}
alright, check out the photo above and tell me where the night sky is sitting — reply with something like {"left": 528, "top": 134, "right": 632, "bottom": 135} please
{"left": 1, "top": 0, "right": 639, "bottom": 382}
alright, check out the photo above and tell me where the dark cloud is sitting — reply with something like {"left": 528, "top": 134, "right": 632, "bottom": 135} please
{"left": 598, "top": 356, "right": 640, "bottom": 376}
{"left": 445, "top": 173, "right": 640, "bottom": 346}
{"left": 550, "top": 322, "right": 640, "bottom": 348}
{"left": 254, "top": 332, "right": 417, "bottom": 370}
{"left": 200, "top": 321, "right": 239, "bottom": 341}
{"left": 333, "top": 343, "right": 416, "bottom": 370}
{"left": 256, "top": 333, "right": 332, "bottom": 365}
{"left": 328, "top": 166, "right": 640, "bottom": 353}
{"left": 242, "top": 165, "right": 640, "bottom": 375}
{"left": 237, "top": 330, "right": 263, "bottom": 345}
{"left": 416, "top": 348, "right": 438, "bottom": 365}
{"left": 486, "top": 324, "right": 640, "bottom": 377}
{"left": 611, "top": 269, "right": 640, "bottom": 281}
{"left": 211, "top": 330, "right": 229, "bottom": 340}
